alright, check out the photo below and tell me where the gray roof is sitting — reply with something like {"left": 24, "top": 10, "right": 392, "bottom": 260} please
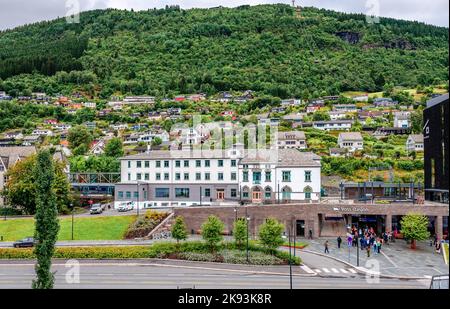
{"left": 240, "top": 149, "right": 321, "bottom": 167}
{"left": 0, "top": 146, "right": 36, "bottom": 169}
{"left": 408, "top": 134, "right": 424, "bottom": 143}
{"left": 277, "top": 131, "right": 306, "bottom": 140}
{"left": 338, "top": 132, "right": 363, "bottom": 141}
{"left": 394, "top": 112, "right": 410, "bottom": 120}
{"left": 426, "top": 93, "right": 449, "bottom": 109}
{"left": 329, "top": 148, "right": 348, "bottom": 154}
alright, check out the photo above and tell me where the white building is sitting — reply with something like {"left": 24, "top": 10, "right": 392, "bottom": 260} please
{"left": 337, "top": 132, "right": 364, "bottom": 152}
{"left": 406, "top": 134, "right": 424, "bottom": 152}
{"left": 32, "top": 129, "right": 53, "bottom": 137}
{"left": 394, "top": 112, "right": 410, "bottom": 128}
{"left": 114, "top": 148, "right": 322, "bottom": 208}
{"left": 276, "top": 131, "right": 307, "bottom": 149}
{"left": 83, "top": 102, "right": 97, "bottom": 109}
{"left": 312, "top": 120, "right": 353, "bottom": 131}
{"left": 328, "top": 111, "right": 350, "bottom": 121}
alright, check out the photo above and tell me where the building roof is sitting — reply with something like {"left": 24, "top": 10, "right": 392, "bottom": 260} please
{"left": 338, "top": 132, "right": 363, "bottom": 141}
{"left": 0, "top": 146, "right": 36, "bottom": 169}
{"left": 120, "top": 149, "right": 240, "bottom": 160}
{"left": 277, "top": 131, "right": 306, "bottom": 140}
{"left": 240, "top": 149, "right": 321, "bottom": 167}
{"left": 394, "top": 112, "right": 410, "bottom": 120}
{"left": 329, "top": 148, "right": 348, "bottom": 154}
{"left": 426, "top": 93, "right": 449, "bottom": 109}
{"left": 408, "top": 134, "right": 424, "bottom": 143}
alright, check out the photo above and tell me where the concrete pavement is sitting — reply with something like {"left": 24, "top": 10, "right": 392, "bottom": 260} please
{"left": 0, "top": 259, "right": 430, "bottom": 289}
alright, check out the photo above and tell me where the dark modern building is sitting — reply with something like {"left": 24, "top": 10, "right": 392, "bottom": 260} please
{"left": 423, "top": 93, "right": 449, "bottom": 203}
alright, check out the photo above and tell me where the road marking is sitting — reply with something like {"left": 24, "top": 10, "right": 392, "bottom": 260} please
{"left": 348, "top": 269, "right": 357, "bottom": 274}
{"left": 380, "top": 251, "right": 398, "bottom": 268}
{"left": 331, "top": 268, "right": 339, "bottom": 273}
{"left": 314, "top": 269, "right": 322, "bottom": 273}
{"left": 340, "top": 269, "right": 348, "bottom": 274}
{"left": 300, "top": 265, "right": 315, "bottom": 274}
{"left": 322, "top": 268, "right": 330, "bottom": 273}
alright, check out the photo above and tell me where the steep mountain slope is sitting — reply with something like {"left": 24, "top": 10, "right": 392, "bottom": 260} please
{"left": 0, "top": 4, "right": 448, "bottom": 98}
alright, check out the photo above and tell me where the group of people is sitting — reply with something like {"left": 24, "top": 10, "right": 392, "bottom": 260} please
{"left": 325, "top": 225, "right": 397, "bottom": 257}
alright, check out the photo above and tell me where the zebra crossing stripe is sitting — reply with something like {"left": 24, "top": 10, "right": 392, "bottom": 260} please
{"left": 300, "top": 265, "right": 316, "bottom": 274}
{"left": 314, "top": 269, "right": 322, "bottom": 273}
{"left": 322, "top": 268, "right": 330, "bottom": 273}
{"left": 340, "top": 269, "right": 348, "bottom": 273}
{"left": 348, "top": 269, "right": 357, "bottom": 274}
{"left": 331, "top": 268, "right": 340, "bottom": 273}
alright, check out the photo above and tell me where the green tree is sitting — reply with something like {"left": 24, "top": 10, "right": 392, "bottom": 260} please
{"left": 410, "top": 109, "right": 424, "bottom": 134}
{"left": 233, "top": 218, "right": 247, "bottom": 248}
{"left": 201, "top": 215, "right": 225, "bottom": 252}
{"left": 312, "top": 111, "right": 331, "bottom": 121}
{"left": 258, "top": 218, "right": 285, "bottom": 253}
{"left": 151, "top": 137, "right": 162, "bottom": 146}
{"left": 400, "top": 213, "right": 430, "bottom": 249}
{"left": 104, "top": 137, "right": 124, "bottom": 158}
{"left": 32, "top": 150, "right": 60, "bottom": 289}
{"left": 68, "top": 125, "right": 93, "bottom": 152}
{"left": 171, "top": 216, "right": 188, "bottom": 245}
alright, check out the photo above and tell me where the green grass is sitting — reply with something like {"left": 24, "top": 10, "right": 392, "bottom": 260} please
{"left": 0, "top": 215, "right": 136, "bottom": 241}
{"left": 443, "top": 243, "right": 449, "bottom": 265}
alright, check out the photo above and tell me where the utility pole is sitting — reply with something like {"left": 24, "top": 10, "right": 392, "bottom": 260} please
{"left": 288, "top": 227, "right": 293, "bottom": 289}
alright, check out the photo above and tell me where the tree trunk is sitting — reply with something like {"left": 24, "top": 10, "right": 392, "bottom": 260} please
{"left": 410, "top": 239, "right": 416, "bottom": 249}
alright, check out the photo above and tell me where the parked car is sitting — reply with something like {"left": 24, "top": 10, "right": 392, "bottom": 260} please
{"left": 117, "top": 201, "right": 134, "bottom": 212}
{"left": 90, "top": 204, "right": 103, "bottom": 215}
{"left": 13, "top": 237, "right": 36, "bottom": 248}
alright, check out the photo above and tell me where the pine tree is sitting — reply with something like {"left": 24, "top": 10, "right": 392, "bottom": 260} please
{"left": 32, "top": 150, "right": 60, "bottom": 289}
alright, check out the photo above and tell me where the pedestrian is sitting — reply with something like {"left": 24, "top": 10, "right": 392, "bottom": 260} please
{"left": 383, "top": 232, "right": 388, "bottom": 245}
{"left": 373, "top": 239, "right": 377, "bottom": 254}
{"left": 324, "top": 240, "right": 330, "bottom": 254}
{"left": 366, "top": 245, "right": 370, "bottom": 257}
{"left": 337, "top": 236, "right": 342, "bottom": 249}
{"left": 360, "top": 236, "right": 365, "bottom": 250}
{"left": 309, "top": 229, "right": 313, "bottom": 240}
{"left": 435, "top": 242, "right": 441, "bottom": 254}
{"left": 377, "top": 239, "right": 381, "bottom": 254}
{"left": 433, "top": 234, "right": 438, "bottom": 246}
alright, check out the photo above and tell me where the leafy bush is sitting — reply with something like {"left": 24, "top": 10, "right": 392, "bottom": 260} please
{"left": 124, "top": 211, "right": 168, "bottom": 239}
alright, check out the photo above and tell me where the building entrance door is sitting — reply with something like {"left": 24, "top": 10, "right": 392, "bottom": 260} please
{"left": 216, "top": 189, "right": 225, "bottom": 201}
{"left": 296, "top": 220, "right": 305, "bottom": 237}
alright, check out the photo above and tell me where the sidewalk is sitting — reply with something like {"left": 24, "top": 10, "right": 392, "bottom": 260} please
{"left": 302, "top": 237, "right": 448, "bottom": 278}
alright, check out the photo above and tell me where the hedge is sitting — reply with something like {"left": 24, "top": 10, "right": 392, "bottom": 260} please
{"left": 0, "top": 241, "right": 301, "bottom": 265}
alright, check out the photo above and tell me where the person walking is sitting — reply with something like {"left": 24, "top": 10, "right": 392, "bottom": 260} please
{"left": 377, "top": 239, "right": 381, "bottom": 254}
{"left": 366, "top": 245, "right": 370, "bottom": 257}
{"left": 373, "top": 239, "right": 378, "bottom": 254}
{"left": 337, "top": 236, "right": 342, "bottom": 249}
{"left": 360, "top": 236, "right": 365, "bottom": 250}
{"left": 324, "top": 240, "right": 330, "bottom": 254}
{"left": 309, "top": 229, "right": 313, "bottom": 240}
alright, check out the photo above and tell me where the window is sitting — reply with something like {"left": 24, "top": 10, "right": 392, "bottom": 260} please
{"left": 218, "top": 160, "right": 224, "bottom": 167}
{"left": 118, "top": 191, "right": 124, "bottom": 198}
{"left": 196, "top": 160, "right": 201, "bottom": 167}
{"left": 175, "top": 188, "right": 190, "bottom": 198}
{"left": 155, "top": 188, "right": 169, "bottom": 198}
{"left": 156, "top": 173, "right": 161, "bottom": 181}
{"left": 243, "top": 191, "right": 249, "bottom": 198}
{"left": 137, "top": 173, "right": 142, "bottom": 180}
{"left": 164, "top": 161, "right": 169, "bottom": 168}
{"left": 156, "top": 161, "right": 161, "bottom": 168}
{"left": 218, "top": 173, "right": 224, "bottom": 181}
{"left": 164, "top": 173, "right": 169, "bottom": 180}
{"left": 282, "top": 187, "right": 292, "bottom": 200}
{"left": 231, "top": 172, "right": 237, "bottom": 181}
{"left": 205, "top": 173, "right": 211, "bottom": 180}
{"left": 231, "top": 188, "right": 237, "bottom": 198}
{"left": 144, "top": 161, "right": 149, "bottom": 168}
{"left": 205, "top": 160, "right": 210, "bottom": 167}
{"left": 204, "top": 188, "right": 211, "bottom": 197}
{"left": 127, "top": 173, "right": 131, "bottom": 181}
{"left": 137, "top": 161, "right": 142, "bottom": 168}
{"left": 143, "top": 191, "right": 147, "bottom": 199}
{"left": 133, "top": 191, "right": 138, "bottom": 198}
{"left": 231, "top": 160, "right": 236, "bottom": 167}
{"left": 305, "top": 171, "right": 311, "bottom": 182}
{"left": 253, "top": 172, "right": 261, "bottom": 184}
{"left": 265, "top": 171, "right": 271, "bottom": 182}
{"left": 304, "top": 186, "right": 312, "bottom": 200}
{"left": 184, "top": 173, "right": 189, "bottom": 180}
{"left": 184, "top": 160, "right": 189, "bottom": 167}
{"left": 127, "top": 161, "right": 131, "bottom": 168}
{"left": 175, "top": 173, "right": 181, "bottom": 180}
{"left": 196, "top": 173, "right": 201, "bottom": 180}
{"left": 126, "top": 191, "right": 131, "bottom": 198}
{"left": 175, "top": 160, "right": 181, "bottom": 167}
{"left": 144, "top": 173, "right": 149, "bottom": 180}
{"left": 243, "top": 171, "right": 249, "bottom": 182}
{"left": 282, "top": 171, "right": 291, "bottom": 182}
{"left": 265, "top": 187, "right": 272, "bottom": 199}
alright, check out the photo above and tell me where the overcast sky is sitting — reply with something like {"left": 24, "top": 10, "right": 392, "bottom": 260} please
{"left": 0, "top": 0, "right": 448, "bottom": 31}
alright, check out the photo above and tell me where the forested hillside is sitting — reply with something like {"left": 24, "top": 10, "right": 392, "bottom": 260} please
{"left": 0, "top": 4, "right": 448, "bottom": 98}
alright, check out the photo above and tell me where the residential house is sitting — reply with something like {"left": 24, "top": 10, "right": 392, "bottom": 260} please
{"left": 306, "top": 104, "right": 323, "bottom": 114}
{"left": 83, "top": 102, "right": 97, "bottom": 109}
{"left": 281, "top": 99, "right": 301, "bottom": 106}
{"left": 4, "top": 131, "right": 23, "bottom": 140}
{"left": 277, "top": 131, "right": 307, "bottom": 149}
{"left": 90, "top": 139, "right": 107, "bottom": 155}
{"left": 373, "top": 98, "right": 398, "bottom": 107}
{"left": 332, "top": 104, "right": 358, "bottom": 112}
{"left": 52, "top": 123, "right": 72, "bottom": 131}
{"left": 22, "top": 135, "right": 42, "bottom": 146}
{"left": 352, "top": 94, "right": 369, "bottom": 102}
{"left": 97, "top": 109, "right": 112, "bottom": 117}
{"left": 110, "top": 123, "right": 129, "bottom": 131}
{"left": 406, "top": 134, "right": 424, "bottom": 152}
{"left": 328, "top": 111, "right": 350, "bottom": 121}
{"left": 187, "top": 94, "right": 207, "bottom": 102}
{"left": 372, "top": 127, "right": 411, "bottom": 138}
{"left": 84, "top": 122, "right": 97, "bottom": 130}
{"left": 329, "top": 148, "right": 348, "bottom": 157}
{"left": 0, "top": 138, "right": 16, "bottom": 146}
{"left": 123, "top": 96, "right": 155, "bottom": 104}
{"left": 174, "top": 96, "right": 186, "bottom": 102}
{"left": 322, "top": 95, "right": 340, "bottom": 101}
{"left": 312, "top": 120, "right": 354, "bottom": 131}
{"left": 0, "top": 146, "right": 37, "bottom": 205}
{"left": 394, "top": 112, "right": 410, "bottom": 128}
{"left": 32, "top": 129, "right": 53, "bottom": 137}
{"left": 43, "top": 119, "right": 58, "bottom": 125}
{"left": 338, "top": 132, "right": 364, "bottom": 152}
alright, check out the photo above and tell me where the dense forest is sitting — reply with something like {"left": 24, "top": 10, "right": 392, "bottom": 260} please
{"left": 0, "top": 4, "right": 448, "bottom": 98}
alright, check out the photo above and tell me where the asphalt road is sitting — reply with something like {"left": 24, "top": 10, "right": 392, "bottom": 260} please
{"left": 0, "top": 259, "right": 430, "bottom": 289}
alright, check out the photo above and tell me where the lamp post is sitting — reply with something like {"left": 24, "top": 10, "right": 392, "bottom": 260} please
{"left": 70, "top": 203, "right": 74, "bottom": 241}
{"left": 246, "top": 207, "right": 250, "bottom": 263}
{"left": 283, "top": 229, "right": 293, "bottom": 289}
{"left": 356, "top": 234, "right": 360, "bottom": 267}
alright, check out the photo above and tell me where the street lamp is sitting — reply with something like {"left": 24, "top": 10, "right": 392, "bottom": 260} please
{"left": 245, "top": 207, "right": 250, "bottom": 263}
{"left": 70, "top": 203, "right": 74, "bottom": 241}
{"left": 282, "top": 228, "right": 293, "bottom": 289}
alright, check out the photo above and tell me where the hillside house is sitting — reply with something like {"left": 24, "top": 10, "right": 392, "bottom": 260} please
{"left": 332, "top": 104, "right": 358, "bottom": 112}
{"left": 277, "top": 131, "right": 307, "bottom": 149}
{"left": 406, "top": 134, "right": 424, "bottom": 152}
{"left": 312, "top": 120, "right": 354, "bottom": 131}
{"left": 338, "top": 132, "right": 364, "bottom": 152}
{"left": 394, "top": 112, "right": 410, "bottom": 128}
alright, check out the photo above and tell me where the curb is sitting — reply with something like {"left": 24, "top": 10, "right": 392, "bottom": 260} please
{"left": 300, "top": 249, "right": 427, "bottom": 280}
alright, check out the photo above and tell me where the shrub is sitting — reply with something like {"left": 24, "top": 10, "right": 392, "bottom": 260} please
{"left": 233, "top": 218, "right": 247, "bottom": 248}
{"left": 201, "top": 215, "right": 225, "bottom": 252}
{"left": 124, "top": 211, "right": 168, "bottom": 239}
{"left": 172, "top": 216, "right": 188, "bottom": 244}
{"left": 258, "top": 218, "right": 285, "bottom": 253}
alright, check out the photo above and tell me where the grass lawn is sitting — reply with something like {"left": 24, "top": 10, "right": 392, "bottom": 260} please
{"left": 443, "top": 243, "right": 449, "bottom": 265}
{"left": 0, "top": 215, "right": 135, "bottom": 241}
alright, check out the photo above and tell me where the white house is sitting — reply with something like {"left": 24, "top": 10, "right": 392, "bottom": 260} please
{"left": 328, "top": 111, "right": 350, "bottom": 121}
{"left": 406, "top": 134, "right": 424, "bottom": 152}
{"left": 337, "top": 132, "right": 364, "bottom": 152}
{"left": 83, "top": 102, "right": 97, "bottom": 109}
{"left": 312, "top": 120, "right": 353, "bottom": 131}
{"left": 32, "top": 129, "right": 53, "bottom": 137}
{"left": 276, "top": 131, "right": 307, "bottom": 149}
{"left": 394, "top": 112, "right": 410, "bottom": 128}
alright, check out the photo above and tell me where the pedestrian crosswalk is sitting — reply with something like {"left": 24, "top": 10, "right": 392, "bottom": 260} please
{"left": 313, "top": 267, "right": 357, "bottom": 275}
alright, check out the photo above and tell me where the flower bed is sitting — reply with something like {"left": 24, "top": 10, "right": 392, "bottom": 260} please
{"left": 124, "top": 210, "right": 168, "bottom": 239}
